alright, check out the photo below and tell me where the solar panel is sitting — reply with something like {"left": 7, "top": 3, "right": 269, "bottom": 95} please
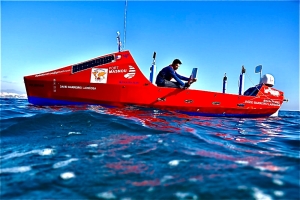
{"left": 72, "top": 55, "right": 115, "bottom": 73}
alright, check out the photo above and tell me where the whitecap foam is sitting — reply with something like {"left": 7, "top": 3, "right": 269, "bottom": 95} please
{"left": 188, "top": 178, "right": 198, "bottom": 182}
{"left": 68, "top": 132, "right": 82, "bottom": 135}
{"left": 87, "top": 144, "right": 98, "bottom": 148}
{"left": 0, "top": 166, "right": 31, "bottom": 174}
{"left": 0, "top": 151, "right": 33, "bottom": 160}
{"left": 53, "top": 158, "right": 78, "bottom": 169}
{"left": 238, "top": 185, "right": 248, "bottom": 190}
{"left": 274, "top": 191, "right": 284, "bottom": 197}
{"left": 60, "top": 172, "right": 75, "bottom": 180}
{"left": 235, "top": 160, "right": 249, "bottom": 165}
{"left": 38, "top": 148, "right": 55, "bottom": 156}
{"left": 175, "top": 192, "right": 198, "bottom": 200}
{"left": 0, "top": 149, "right": 54, "bottom": 160}
{"left": 161, "top": 175, "right": 174, "bottom": 183}
{"left": 273, "top": 179, "right": 284, "bottom": 186}
{"left": 122, "top": 154, "right": 131, "bottom": 158}
{"left": 252, "top": 187, "right": 272, "bottom": 200}
{"left": 168, "top": 160, "right": 188, "bottom": 167}
{"left": 93, "top": 154, "right": 105, "bottom": 158}
{"left": 168, "top": 160, "right": 179, "bottom": 166}
{"left": 97, "top": 191, "right": 116, "bottom": 199}
{"left": 147, "top": 187, "right": 154, "bottom": 192}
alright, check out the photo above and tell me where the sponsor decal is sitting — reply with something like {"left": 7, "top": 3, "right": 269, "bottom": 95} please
{"left": 109, "top": 66, "right": 127, "bottom": 73}
{"left": 108, "top": 65, "right": 136, "bottom": 79}
{"left": 90, "top": 68, "right": 108, "bottom": 84}
{"left": 119, "top": 81, "right": 139, "bottom": 84}
{"left": 264, "top": 88, "right": 280, "bottom": 97}
{"left": 35, "top": 69, "right": 70, "bottom": 77}
{"left": 124, "top": 66, "right": 136, "bottom": 79}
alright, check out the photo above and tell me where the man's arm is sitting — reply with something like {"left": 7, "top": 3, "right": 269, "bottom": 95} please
{"left": 175, "top": 72, "right": 190, "bottom": 81}
{"left": 169, "top": 68, "right": 185, "bottom": 86}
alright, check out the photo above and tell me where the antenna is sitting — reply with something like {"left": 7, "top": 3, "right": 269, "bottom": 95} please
{"left": 223, "top": 73, "right": 227, "bottom": 93}
{"left": 255, "top": 65, "right": 263, "bottom": 83}
{"left": 116, "top": 31, "right": 121, "bottom": 52}
{"left": 149, "top": 51, "right": 157, "bottom": 84}
{"left": 238, "top": 65, "right": 246, "bottom": 95}
{"left": 123, "top": 0, "right": 128, "bottom": 50}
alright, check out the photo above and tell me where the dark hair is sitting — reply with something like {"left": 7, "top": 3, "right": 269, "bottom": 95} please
{"left": 172, "top": 59, "right": 182, "bottom": 65}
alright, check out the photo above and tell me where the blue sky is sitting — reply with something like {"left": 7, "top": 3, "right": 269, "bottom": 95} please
{"left": 1, "top": 1, "right": 299, "bottom": 111}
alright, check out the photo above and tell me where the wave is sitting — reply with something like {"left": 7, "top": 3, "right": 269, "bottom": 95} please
{"left": 0, "top": 109, "right": 167, "bottom": 137}
{"left": 1, "top": 101, "right": 299, "bottom": 199}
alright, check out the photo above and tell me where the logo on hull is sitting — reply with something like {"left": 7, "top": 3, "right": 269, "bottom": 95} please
{"left": 108, "top": 65, "right": 136, "bottom": 79}
{"left": 264, "top": 88, "right": 280, "bottom": 97}
{"left": 124, "top": 66, "right": 136, "bottom": 79}
{"left": 90, "top": 68, "right": 108, "bottom": 83}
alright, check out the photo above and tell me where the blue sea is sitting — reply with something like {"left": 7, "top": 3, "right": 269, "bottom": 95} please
{"left": 1, "top": 98, "right": 299, "bottom": 200}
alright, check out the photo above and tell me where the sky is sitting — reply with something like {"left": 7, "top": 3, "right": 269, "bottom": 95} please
{"left": 1, "top": 0, "right": 299, "bottom": 111}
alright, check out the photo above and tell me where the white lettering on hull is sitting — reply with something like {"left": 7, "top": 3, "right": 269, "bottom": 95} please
{"left": 35, "top": 70, "right": 71, "bottom": 77}
{"left": 60, "top": 85, "right": 96, "bottom": 90}
{"left": 244, "top": 99, "right": 280, "bottom": 107}
{"left": 109, "top": 69, "right": 127, "bottom": 73}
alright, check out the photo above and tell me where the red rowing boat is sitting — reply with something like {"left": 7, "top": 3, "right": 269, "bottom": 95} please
{"left": 24, "top": 50, "right": 286, "bottom": 117}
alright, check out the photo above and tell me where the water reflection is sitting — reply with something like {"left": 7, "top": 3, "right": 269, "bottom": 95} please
{"left": 88, "top": 105, "right": 191, "bottom": 133}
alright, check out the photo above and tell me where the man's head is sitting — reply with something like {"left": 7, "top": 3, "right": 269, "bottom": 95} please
{"left": 172, "top": 59, "right": 182, "bottom": 70}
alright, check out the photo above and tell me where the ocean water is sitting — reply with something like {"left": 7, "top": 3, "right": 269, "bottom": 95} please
{"left": 0, "top": 98, "right": 299, "bottom": 200}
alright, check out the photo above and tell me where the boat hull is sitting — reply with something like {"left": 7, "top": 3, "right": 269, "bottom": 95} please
{"left": 24, "top": 51, "right": 284, "bottom": 118}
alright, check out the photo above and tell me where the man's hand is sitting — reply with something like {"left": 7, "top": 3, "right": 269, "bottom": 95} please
{"left": 184, "top": 82, "right": 191, "bottom": 89}
{"left": 191, "top": 78, "right": 197, "bottom": 83}
{"left": 187, "top": 78, "right": 197, "bottom": 85}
